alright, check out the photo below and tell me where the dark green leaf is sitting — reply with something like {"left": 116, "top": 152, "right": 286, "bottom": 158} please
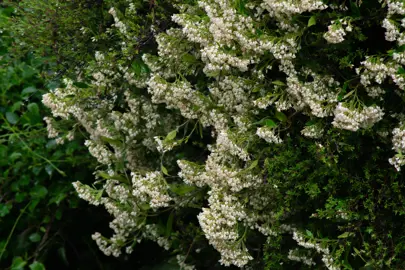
{"left": 21, "top": 86, "right": 37, "bottom": 95}
{"left": 166, "top": 212, "right": 174, "bottom": 237}
{"left": 29, "top": 233, "right": 41, "bottom": 243}
{"left": 275, "top": 111, "right": 288, "bottom": 122}
{"left": 30, "top": 185, "right": 48, "bottom": 199}
{"left": 73, "top": 82, "right": 89, "bottom": 88}
{"left": 58, "top": 247, "right": 69, "bottom": 266}
{"left": 6, "top": 111, "right": 19, "bottom": 124}
{"left": 27, "top": 103, "right": 39, "bottom": 114}
{"left": 0, "top": 203, "right": 12, "bottom": 217}
{"left": 11, "top": 101, "right": 23, "bottom": 112}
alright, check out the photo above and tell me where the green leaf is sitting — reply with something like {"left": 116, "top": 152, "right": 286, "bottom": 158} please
{"left": 343, "top": 90, "right": 355, "bottom": 99}
{"left": 305, "top": 120, "right": 317, "bottom": 126}
{"left": 181, "top": 53, "right": 197, "bottom": 63}
{"left": 10, "top": 152, "right": 22, "bottom": 162}
{"left": 264, "top": 119, "right": 277, "bottom": 128}
{"left": 350, "top": 1, "right": 360, "bottom": 17}
{"left": 169, "top": 183, "right": 195, "bottom": 196}
{"left": 99, "top": 136, "right": 122, "bottom": 146}
{"left": 29, "top": 233, "right": 41, "bottom": 243}
{"left": 0, "top": 145, "right": 7, "bottom": 166}
{"left": 11, "top": 257, "right": 27, "bottom": 270}
{"left": 6, "top": 111, "right": 19, "bottom": 124}
{"left": 0, "top": 203, "right": 12, "bottom": 217}
{"left": 308, "top": 16, "right": 316, "bottom": 27}
{"left": 15, "top": 192, "right": 27, "bottom": 203}
{"left": 161, "top": 165, "right": 169, "bottom": 176}
{"left": 275, "top": 111, "right": 288, "bottom": 122}
{"left": 27, "top": 103, "right": 39, "bottom": 114}
{"left": 11, "top": 101, "right": 23, "bottom": 112}
{"left": 247, "top": 160, "right": 259, "bottom": 170}
{"left": 48, "top": 193, "right": 67, "bottom": 206}
{"left": 338, "top": 232, "right": 354, "bottom": 238}
{"left": 97, "top": 171, "right": 128, "bottom": 183}
{"left": 166, "top": 212, "right": 174, "bottom": 237}
{"left": 29, "top": 199, "right": 40, "bottom": 212}
{"left": 58, "top": 247, "right": 69, "bottom": 266}
{"left": 29, "top": 262, "right": 45, "bottom": 270}
{"left": 45, "top": 164, "right": 53, "bottom": 176}
{"left": 21, "top": 86, "right": 37, "bottom": 95}
{"left": 73, "top": 82, "right": 89, "bottom": 88}
{"left": 306, "top": 230, "right": 313, "bottom": 238}
{"left": 165, "top": 130, "right": 177, "bottom": 141}
{"left": 353, "top": 247, "right": 362, "bottom": 256}
{"left": 30, "top": 185, "right": 48, "bottom": 199}
{"left": 272, "top": 80, "right": 285, "bottom": 86}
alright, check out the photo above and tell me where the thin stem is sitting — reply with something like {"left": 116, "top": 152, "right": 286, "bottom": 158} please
{"left": 0, "top": 201, "right": 31, "bottom": 261}
{"left": 1, "top": 115, "right": 66, "bottom": 176}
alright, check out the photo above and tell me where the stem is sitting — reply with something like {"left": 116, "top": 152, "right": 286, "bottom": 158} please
{"left": 1, "top": 115, "right": 66, "bottom": 177}
{"left": 0, "top": 201, "right": 31, "bottom": 261}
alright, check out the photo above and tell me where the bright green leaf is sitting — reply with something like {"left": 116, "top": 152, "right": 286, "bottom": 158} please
{"left": 308, "top": 16, "right": 316, "bottom": 27}
{"left": 264, "top": 119, "right": 277, "bottom": 128}
{"left": 247, "top": 160, "right": 259, "bottom": 170}
{"left": 161, "top": 165, "right": 169, "bottom": 176}
{"left": 338, "top": 232, "right": 353, "bottom": 238}
{"left": 29, "top": 262, "right": 45, "bottom": 270}
{"left": 165, "top": 130, "right": 177, "bottom": 141}
{"left": 11, "top": 257, "right": 27, "bottom": 270}
{"left": 272, "top": 80, "right": 285, "bottom": 86}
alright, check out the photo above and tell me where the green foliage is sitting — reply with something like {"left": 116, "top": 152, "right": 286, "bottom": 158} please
{"left": 0, "top": 6, "right": 97, "bottom": 269}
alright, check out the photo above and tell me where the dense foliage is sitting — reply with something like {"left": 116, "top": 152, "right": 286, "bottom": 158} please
{"left": 5, "top": 0, "right": 405, "bottom": 269}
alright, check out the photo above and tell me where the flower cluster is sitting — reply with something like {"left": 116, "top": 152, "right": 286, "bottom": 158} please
{"left": 332, "top": 103, "right": 384, "bottom": 132}
{"left": 324, "top": 19, "right": 352, "bottom": 44}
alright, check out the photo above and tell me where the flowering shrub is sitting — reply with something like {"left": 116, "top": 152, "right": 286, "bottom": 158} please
{"left": 34, "top": 0, "right": 405, "bottom": 269}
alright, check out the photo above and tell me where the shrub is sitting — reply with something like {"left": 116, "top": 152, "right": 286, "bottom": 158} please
{"left": 15, "top": 0, "right": 405, "bottom": 269}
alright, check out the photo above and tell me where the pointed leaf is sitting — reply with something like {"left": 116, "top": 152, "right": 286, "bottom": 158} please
{"left": 165, "top": 130, "right": 177, "bottom": 141}
{"left": 264, "top": 119, "right": 277, "bottom": 128}
{"left": 308, "top": 16, "right": 316, "bottom": 27}
{"left": 275, "top": 111, "right": 288, "bottom": 122}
